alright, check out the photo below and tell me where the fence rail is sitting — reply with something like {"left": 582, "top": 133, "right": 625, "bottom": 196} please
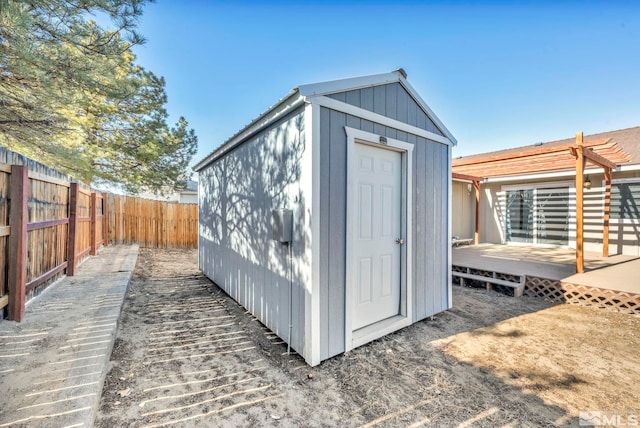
{"left": 0, "top": 148, "right": 198, "bottom": 322}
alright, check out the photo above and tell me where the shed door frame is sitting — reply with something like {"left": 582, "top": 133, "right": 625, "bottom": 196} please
{"left": 344, "top": 127, "right": 413, "bottom": 352}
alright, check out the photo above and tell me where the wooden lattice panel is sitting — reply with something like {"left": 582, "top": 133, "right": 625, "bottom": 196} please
{"left": 525, "top": 276, "right": 640, "bottom": 315}
{"left": 524, "top": 277, "right": 565, "bottom": 301}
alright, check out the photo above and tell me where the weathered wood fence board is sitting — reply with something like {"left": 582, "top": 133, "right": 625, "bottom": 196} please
{"left": 0, "top": 147, "right": 197, "bottom": 322}
{"left": 106, "top": 194, "right": 198, "bottom": 249}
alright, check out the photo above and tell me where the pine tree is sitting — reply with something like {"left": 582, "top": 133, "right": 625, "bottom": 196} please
{"left": 0, "top": 0, "right": 197, "bottom": 192}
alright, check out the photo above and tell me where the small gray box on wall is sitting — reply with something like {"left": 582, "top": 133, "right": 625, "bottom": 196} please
{"left": 272, "top": 209, "right": 293, "bottom": 243}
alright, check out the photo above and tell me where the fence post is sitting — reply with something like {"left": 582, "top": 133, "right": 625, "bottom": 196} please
{"left": 102, "top": 193, "right": 109, "bottom": 246}
{"left": 7, "top": 165, "right": 28, "bottom": 321}
{"left": 67, "top": 183, "right": 79, "bottom": 276}
{"left": 90, "top": 192, "right": 97, "bottom": 255}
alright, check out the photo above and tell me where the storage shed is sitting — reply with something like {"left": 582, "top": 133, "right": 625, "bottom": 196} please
{"left": 195, "top": 70, "right": 456, "bottom": 366}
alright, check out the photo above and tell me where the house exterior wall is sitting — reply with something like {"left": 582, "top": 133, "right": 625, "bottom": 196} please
{"left": 477, "top": 169, "right": 640, "bottom": 256}
{"left": 198, "top": 107, "right": 308, "bottom": 354}
{"left": 452, "top": 181, "right": 475, "bottom": 239}
{"left": 179, "top": 192, "right": 198, "bottom": 204}
{"left": 318, "top": 100, "right": 450, "bottom": 361}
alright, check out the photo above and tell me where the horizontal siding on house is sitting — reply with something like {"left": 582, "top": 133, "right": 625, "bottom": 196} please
{"left": 479, "top": 170, "right": 640, "bottom": 256}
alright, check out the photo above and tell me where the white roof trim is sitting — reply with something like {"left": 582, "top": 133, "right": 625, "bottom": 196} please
{"left": 298, "top": 71, "right": 401, "bottom": 97}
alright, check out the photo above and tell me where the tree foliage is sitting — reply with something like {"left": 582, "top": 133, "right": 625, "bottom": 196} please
{"left": 0, "top": 0, "right": 197, "bottom": 192}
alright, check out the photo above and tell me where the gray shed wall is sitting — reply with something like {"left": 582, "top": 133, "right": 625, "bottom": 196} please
{"left": 319, "top": 100, "right": 450, "bottom": 361}
{"left": 198, "top": 107, "right": 307, "bottom": 354}
{"left": 328, "top": 82, "right": 445, "bottom": 137}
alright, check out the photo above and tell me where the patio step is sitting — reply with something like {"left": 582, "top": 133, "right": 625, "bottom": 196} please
{"left": 452, "top": 267, "right": 526, "bottom": 297}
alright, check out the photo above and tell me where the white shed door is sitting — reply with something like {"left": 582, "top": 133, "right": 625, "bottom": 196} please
{"left": 352, "top": 143, "right": 402, "bottom": 330}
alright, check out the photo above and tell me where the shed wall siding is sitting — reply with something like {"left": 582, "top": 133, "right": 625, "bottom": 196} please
{"left": 319, "top": 106, "right": 450, "bottom": 360}
{"left": 328, "top": 83, "right": 444, "bottom": 137}
{"left": 198, "top": 108, "right": 307, "bottom": 353}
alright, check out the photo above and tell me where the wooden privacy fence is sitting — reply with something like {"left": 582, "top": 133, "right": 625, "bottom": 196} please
{"left": 1, "top": 147, "right": 198, "bottom": 322}
{"left": 1, "top": 150, "right": 105, "bottom": 322}
{"left": 105, "top": 194, "right": 198, "bottom": 249}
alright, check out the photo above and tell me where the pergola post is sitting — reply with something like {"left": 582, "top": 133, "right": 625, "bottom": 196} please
{"left": 473, "top": 180, "right": 480, "bottom": 245}
{"left": 569, "top": 132, "right": 618, "bottom": 273}
{"left": 575, "top": 133, "right": 585, "bottom": 274}
{"left": 603, "top": 168, "right": 612, "bottom": 257}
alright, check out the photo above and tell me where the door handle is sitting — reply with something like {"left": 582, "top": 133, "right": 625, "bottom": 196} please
{"left": 395, "top": 238, "right": 404, "bottom": 245}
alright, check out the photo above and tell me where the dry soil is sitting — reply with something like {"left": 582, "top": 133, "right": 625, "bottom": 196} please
{"left": 96, "top": 249, "right": 640, "bottom": 427}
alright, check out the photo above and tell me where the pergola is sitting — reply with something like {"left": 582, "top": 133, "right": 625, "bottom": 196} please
{"left": 452, "top": 132, "right": 632, "bottom": 273}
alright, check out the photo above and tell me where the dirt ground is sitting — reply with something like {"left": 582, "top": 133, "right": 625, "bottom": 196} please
{"left": 96, "top": 249, "right": 640, "bottom": 427}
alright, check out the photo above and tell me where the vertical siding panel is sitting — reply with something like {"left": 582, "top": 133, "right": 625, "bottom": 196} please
{"left": 345, "top": 90, "right": 361, "bottom": 107}
{"left": 397, "top": 85, "right": 409, "bottom": 124}
{"left": 385, "top": 83, "right": 398, "bottom": 121}
{"left": 361, "top": 119, "right": 374, "bottom": 133}
{"left": 374, "top": 123, "right": 385, "bottom": 136}
{"left": 360, "top": 87, "right": 374, "bottom": 111}
{"left": 385, "top": 126, "right": 397, "bottom": 140}
{"left": 407, "top": 96, "right": 418, "bottom": 127}
{"left": 346, "top": 114, "right": 360, "bottom": 130}
{"left": 319, "top": 107, "right": 331, "bottom": 359}
{"left": 416, "top": 108, "right": 427, "bottom": 131}
{"left": 373, "top": 85, "right": 386, "bottom": 115}
{"left": 331, "top": 91, "right": 346, "bottom": 102}
{"left": 328, "top": 109, "right": 347, "bottom": 357}
{"left": 426, "top": 115, "right": 436, "bottom": 134}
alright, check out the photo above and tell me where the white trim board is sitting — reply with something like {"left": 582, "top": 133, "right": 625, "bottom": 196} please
{"left": 309, "top": 95, "right": 453, "bottom": 147}
{"left": 301, "top": 102, "right": 322, "bottom": 367}
{"left": 344, "top": 126, "right": 413, "bottom": 353}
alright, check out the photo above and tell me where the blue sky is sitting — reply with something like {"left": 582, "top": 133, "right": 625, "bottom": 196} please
{"left": 129, "top": 1, "right": 640, "bottom": 165}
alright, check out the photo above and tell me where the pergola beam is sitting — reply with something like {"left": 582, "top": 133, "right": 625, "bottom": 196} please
{"left": 571, "top": 145, "right": 617, "bottom": 169}
{"left": 452, "top": 172, "right": 483, "bottom": 182}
